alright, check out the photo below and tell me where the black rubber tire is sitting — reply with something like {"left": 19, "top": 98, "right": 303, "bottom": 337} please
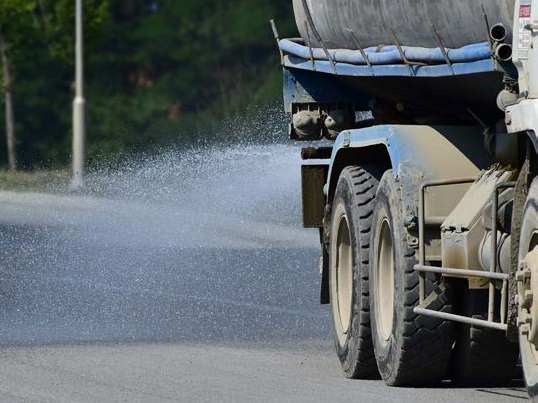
{"left": 329, "top": 165, "right": 380, "bottom": 379}
{"left": 517, "top": 177, "right": 538, "bottom": 399}
{"left": 450, "top": 287, "right": 519, "bottom": 386}
{"left": 369, "top": 170, "right": 454, "bottom": 386}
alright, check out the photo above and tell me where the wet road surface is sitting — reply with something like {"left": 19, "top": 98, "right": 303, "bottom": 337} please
{"left": 0, "top": 144, "right": 528, "bottom": 401}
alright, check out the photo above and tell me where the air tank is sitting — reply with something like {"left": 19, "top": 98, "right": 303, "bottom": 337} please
{"left": 293, "top": 0, "right": 515, "bottom": 49}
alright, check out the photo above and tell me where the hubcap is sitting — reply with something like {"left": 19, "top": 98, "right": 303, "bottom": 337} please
{"left": 334, "top": 213, "right": 353, "bottom": 336}
{"left": 377, "top": 218, "right": 394, "bottom": 342}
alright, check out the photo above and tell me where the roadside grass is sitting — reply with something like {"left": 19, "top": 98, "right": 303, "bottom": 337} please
{"left": 0, "top": 170, "right": 70, "bottom": 193}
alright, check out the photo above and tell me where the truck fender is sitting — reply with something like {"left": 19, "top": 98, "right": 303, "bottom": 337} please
{"left": 320, "top": 125, "right": 487, "bottom": 302}
{"left": 326, "top": 125, "right": 488, "bottom": 204}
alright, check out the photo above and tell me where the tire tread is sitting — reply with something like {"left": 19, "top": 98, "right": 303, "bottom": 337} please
{"left": 370, "top": 170, "right": 454, "bottom": 386}
{"left": 331, "top": 166, "right": 381, "bottom": 378}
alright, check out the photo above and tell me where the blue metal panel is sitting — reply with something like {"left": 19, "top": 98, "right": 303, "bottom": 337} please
{"left": 325, "top": 125, "right": 486, "bottom": 198}
{"left": 284, "top": 55, "right": 497, "bottom": 78}
{"left": 282, "top": 66, "right": 370, "bottom": 113}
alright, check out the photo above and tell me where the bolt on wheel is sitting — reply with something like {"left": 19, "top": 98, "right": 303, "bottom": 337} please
{"left": 331, "top": 208, "right": 353, "bottom": 341}
{"left": 517, "top": 178, "right": 538, "bottom": 399}
{"left": 373, "top": 218, "right": 394, "bottom": 343}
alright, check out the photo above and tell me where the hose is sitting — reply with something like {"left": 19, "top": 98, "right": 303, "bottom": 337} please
{"left": 279, "top": 38, "right": 491, "bottom": 66}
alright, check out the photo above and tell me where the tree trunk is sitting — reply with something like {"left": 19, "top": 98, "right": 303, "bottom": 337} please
{"left": 0, "top": 32, "right": 16, "bottom": 171}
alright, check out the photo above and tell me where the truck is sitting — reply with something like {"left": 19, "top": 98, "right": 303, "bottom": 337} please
{"left": 273, "top": 0, "right": 538, "bottom": 397}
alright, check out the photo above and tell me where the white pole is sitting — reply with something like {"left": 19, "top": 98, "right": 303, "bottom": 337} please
{"left": 71, "top": 0, "right": 85, "bottom": 189}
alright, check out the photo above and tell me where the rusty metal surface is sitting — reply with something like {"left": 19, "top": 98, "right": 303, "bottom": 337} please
{"left": 301, "top": 146, "right": 333, "bottom": 160}
{"left": 508, "top": 159, "right": 531, "bottom": 341}
{"left": 302, "top": 164, "right": 329, "bottom": 228}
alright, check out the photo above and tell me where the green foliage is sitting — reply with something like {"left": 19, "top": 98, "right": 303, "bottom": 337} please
{"left": 0, "top": 0, "right": 36, "bottom": 36}
{"left": 36, "top": 0, "right": 110, "bottom": 64}
{"left": 0, "top": 168, "right": 68, "bottom": 191}
{"left": 0, "top": 0, "right": 296, "bottom": 168}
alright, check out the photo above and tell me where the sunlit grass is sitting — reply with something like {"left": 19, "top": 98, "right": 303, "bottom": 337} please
{"left": 0, "top": 169, "right": 70, "bottom": 192}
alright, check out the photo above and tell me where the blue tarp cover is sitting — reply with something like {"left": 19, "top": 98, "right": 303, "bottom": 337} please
{"left": 279, "top": 38, "right": 496, "bottom": 77}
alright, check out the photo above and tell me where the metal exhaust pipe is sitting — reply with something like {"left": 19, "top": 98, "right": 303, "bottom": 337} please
{"left": 495, "top": 43, "right": 512, "bottom": 61}
{"left": 490, "top": 23, "right": 507, "bottom": 42}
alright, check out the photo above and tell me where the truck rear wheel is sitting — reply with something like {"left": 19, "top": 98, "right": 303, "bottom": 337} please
{"left": 329, "top": 166, "right": 380, "bottom": 379}
{"left": 517, "top": 178, "right": 538, "bottom": 398}
{"left": 369, "top": 171, "right": 454, "bottom": 386}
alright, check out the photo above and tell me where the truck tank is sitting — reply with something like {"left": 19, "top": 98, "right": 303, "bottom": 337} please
{"left": 293, "top": 0, "right": 515, "bottom": 49}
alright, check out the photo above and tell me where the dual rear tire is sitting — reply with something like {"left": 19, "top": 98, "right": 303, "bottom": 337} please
{"left": 329, "top": 167, "right": 453, "bottom": 384}
{"left": 330, "top": 167, "right": 516, "bottom": 386}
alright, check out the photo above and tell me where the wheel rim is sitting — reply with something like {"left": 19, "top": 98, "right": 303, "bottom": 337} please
{"left": 518, "top": 231, "right": 538, "bottom": 393}
{"left": 376, "top": 218, "right": 394, "bottom": 342}
{"left": 332, "top": 211, "right": 353, "bottom": 338}
{"left": 516, "top": 180, "right": 538, "bottom": 397}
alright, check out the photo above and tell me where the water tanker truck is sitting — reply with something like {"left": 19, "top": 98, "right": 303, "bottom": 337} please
{"left": 274, "top": 0, "right": 538, "bottom": 396}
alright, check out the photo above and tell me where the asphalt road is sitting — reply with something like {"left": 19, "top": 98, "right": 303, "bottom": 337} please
{"left": 0, "top": 144, "right": 529, "bottom": 402}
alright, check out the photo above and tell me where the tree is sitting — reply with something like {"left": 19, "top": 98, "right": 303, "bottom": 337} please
{"left": 35, "top": 0, "right": 109, "bottom": 65}
{"left": 0, "top": 0, "right": 36, "bottom": 170}
{"left": 0, "top": 0, "right": 109, "bottom": 169}
{"left": 0, "top": 0, "right": 295, "bottom": 168}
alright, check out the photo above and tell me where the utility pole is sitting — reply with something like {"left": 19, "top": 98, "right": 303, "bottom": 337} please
{"left": 0, "top": 33, "right": 16, "bottom": 171}
{"left": 71, "top": 0, "right": 85, "bottom": 189}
